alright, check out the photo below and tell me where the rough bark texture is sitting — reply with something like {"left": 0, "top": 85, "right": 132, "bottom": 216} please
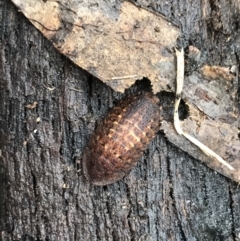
{"left": 0, "top": 0, "right": 240, "bottom": 241}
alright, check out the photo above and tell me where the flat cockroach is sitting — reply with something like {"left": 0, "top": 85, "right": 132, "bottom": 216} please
{"left": 82, "top": 92, "right": 162, "bottom": 185}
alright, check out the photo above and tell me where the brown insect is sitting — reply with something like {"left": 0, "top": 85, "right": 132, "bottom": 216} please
{"left": 82, "top": 92, "right": 162, "bottom": 185}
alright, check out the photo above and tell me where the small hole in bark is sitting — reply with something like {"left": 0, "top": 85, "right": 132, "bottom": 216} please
{"left": 156, "top": 91, "right": 189, "bottom": 122}
{"left": 179, "top": 99, "right": 189, "bottom": 120}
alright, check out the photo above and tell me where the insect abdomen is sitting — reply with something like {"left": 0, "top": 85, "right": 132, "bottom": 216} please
{"left": 82, "top": 92, "right": 161, "bottom": 185}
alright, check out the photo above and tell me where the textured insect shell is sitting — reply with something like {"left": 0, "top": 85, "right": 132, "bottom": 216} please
{"left": 82, "top": 92, "right": 161, "bottom": 185}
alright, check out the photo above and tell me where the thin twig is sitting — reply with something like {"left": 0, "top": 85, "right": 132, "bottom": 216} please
{"left": 111, "top": 75, "right": 138, "bottom": 80}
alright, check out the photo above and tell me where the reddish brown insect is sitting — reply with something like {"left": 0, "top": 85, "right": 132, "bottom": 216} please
{"left": 82, "top": 92, "right": 161, "bottom": 185}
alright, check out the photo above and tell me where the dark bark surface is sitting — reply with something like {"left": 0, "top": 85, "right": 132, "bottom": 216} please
{"left": 0, "top": 0, "right": 240, "bottom": 240}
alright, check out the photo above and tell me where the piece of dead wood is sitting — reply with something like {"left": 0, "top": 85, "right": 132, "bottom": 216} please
{"left": 12, "top": 0, "right": 179, "bottom": 94}
{"left": 11, "top": 0, "right": 240, "bottom": 183}
{"left": 174, "top": 48, "right": 235, "bottom": 172}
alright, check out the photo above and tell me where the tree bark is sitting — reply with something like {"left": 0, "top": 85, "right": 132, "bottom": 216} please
{"left": 0, "top": 0, "right": 240, "bottom": 240}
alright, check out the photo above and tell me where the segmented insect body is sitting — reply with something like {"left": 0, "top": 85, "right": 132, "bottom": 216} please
{"left": 82, "top": 92, "right": 161, "bottom": 185}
